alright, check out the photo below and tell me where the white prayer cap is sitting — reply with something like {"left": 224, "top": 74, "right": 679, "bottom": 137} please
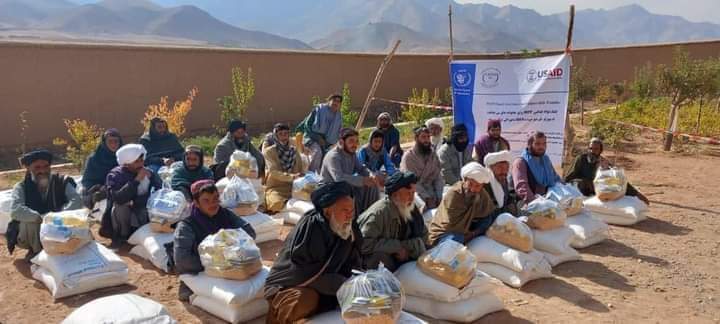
{"left": 425, "top": 117, "right": 444, "bottom": 129}
{"left": 116, "top": 144, "right": 146, "bottom": 166}
{"left": 461, "top": 162, "right": 491, "bottom": 184}
{"left": 484, "top": 150, "right": 513, "bottom": 167}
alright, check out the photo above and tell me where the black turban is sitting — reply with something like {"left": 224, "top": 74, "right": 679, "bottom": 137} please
{"left": 311, "top": 181, "right": 354, "bottom": 210}
{"left": 228, "top": 120, "right": 246, "bottom": 133}
{"left": 20, "top": 149, "right": 53, "bottom": 167}
{"left": 384, "top": 171, "right": 418, "bottom": 196}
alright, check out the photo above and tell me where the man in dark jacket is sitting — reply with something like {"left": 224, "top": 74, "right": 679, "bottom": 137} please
{"left": 139, "top": 117, "right": 184, "bottom": 173}
{"left": 81, "top": 128, "right": 122, "bottom": 209}
{"left": 264, "top": 181, "right": 363, "bottom": 324}
{"left": 173, "top": 179, "right": 256, "bottom": 301}
{"left": 106, "top": 144, "right": 162, "bottom": 247}
{"left": 212, "top": 120, "right": 266, "bottom": 180}
{"left": 170, "top": 145, "right": 213, "bottom": 201}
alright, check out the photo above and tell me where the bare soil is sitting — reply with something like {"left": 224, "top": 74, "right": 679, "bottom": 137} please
{"left": 1, "top": 128, "right": 719, "bottom": 324}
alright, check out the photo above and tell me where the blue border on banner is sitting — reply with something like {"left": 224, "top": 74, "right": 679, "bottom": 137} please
{"left": 450, "top": 63, "right": 477, "bottom": 145}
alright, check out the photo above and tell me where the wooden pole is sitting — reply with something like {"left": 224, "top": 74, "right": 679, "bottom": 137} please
{"left": 562, "top": 5, "right": 576, "bottom": 171}
{"left": 448, "top": 3, "right": 454, "bottom": 62}
{"left": 355, "top": 40, "right": 402, "bottom": 130}
{"left": 565, "top": 5, "right": 575, "bottom": 53}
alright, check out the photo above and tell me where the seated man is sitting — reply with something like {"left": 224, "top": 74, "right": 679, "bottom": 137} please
{"left": 298, "top": 94, "right": 344, "bottom": 172}
{"left": 263, "top": 123, "right": 306, "bottom": 213}
{"left": 376, "top": 112, "right": 403, "bottom": 167}
{"left": 400, "top": 126, "right": 443, "bottom": 210}
{"left": 213, "top": 120, "right": 266, "bottom": 180}
{"left": 105, "top": 144, "right": 162, "bottom": 247}
{"left": 81, "top": 128, "right": 122, "bottom": 209}
{"left": 357, "top": 129, "right": 396, "bottom": 176}
{"left": 139, "top": 117, "right": 184, "bottom": 173}
{"left": 474, "top": 119, "right": 510, "bottom": 164}
{"left": 564, "top": 138, "right": 650, "bottom": 204}
{"left": 321, "top": 128, "right": 382, "bottom": 216}
{"left": 170, "top": 145, "right": 213, "bottom": 201}
{"left": 264, "top": 182, "right": 363, "bottom": 323}
{"left": 8, "top": 150, "right": 82, "bottom": 260}
{"left": 484, "top": 151, "right": 518, "bottom": 218}
{"left": 357, "top": 171, "right": 427, "bottom": 272}
{"left": 425, "top": 117, "right": 445, "bottom": 152}
{"left": 511, "top": 131, "right": 562, "bottom": 206}
{"left": 438, "top": 124, "right": 473, "bottom": 185}
{"left": 428, "top": 162, "right": 495, "bottom": 246}
{"left": 173, "top": 180, "right": 256, "bottom": 301}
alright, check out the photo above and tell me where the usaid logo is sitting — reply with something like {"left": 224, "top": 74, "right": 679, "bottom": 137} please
{"left": 479, "top": 68, "right": 500, "bottom": 88}
{"left": 527, "top": 68, "right": 564, "bottom": 83}
{"left": 453, "top": 69, "right": 472, "bottom": 88}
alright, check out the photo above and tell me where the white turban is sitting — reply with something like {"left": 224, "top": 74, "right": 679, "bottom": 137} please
{"left": 116, "top": 144, "right": 146, "bottom": 166}
{"left": 425, "top": 117, "right": 444, "bottom": 129}
{"left": 484, "top": 150, "right": 513, "bottom": 167}
{"left": 461, "top": 162, "right": 491, "bottom": 184}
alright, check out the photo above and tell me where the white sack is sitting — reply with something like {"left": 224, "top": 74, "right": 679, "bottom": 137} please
{"left": 32, "top": 241, "right": 128, "bottom": 284}
{"left": 190, "top": 295, "right": 268, "bottom": 324}
{"left": 532, "top": 226, "right": 576, "bottom": 255}
{"left": 404, "top": 294, "right": 504, "bottom": 323}
{"left": 584, "top": 196, "right": 648, "bottom": 225}
{"left": 180, "top": 267, "right": 269, "bottom": 306}
{"left": 566, "top": 211, "right": 609, "bottom": 248}
{"left": 394, "top": 261, "right": 498, "bottom": 303}
{"left": 476, "top": 262, "right": 552, "bottom": 288}
{"left": 0, "top": 189, "right": 11, "bottom": 234}
{"left": 32, "top": 266, "right": 129, "bottom": 299}
{"left": 467, "top": 236, "right": 546, "bottom": 273}
{"left": 541, "top": 250, "right": 581, "bottom": 267}
{"left": 62, "top": 293, "right": 177, "bottom": 324}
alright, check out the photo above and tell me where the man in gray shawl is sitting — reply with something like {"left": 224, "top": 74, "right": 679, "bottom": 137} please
{"left": 320, "top": 128, "right": 382, "bottom": 216}
{"left": 298, "top": 94, "right": 343, "bottom": 172}
{"left": 212, "top": 120, "right": 266, "bottom": 180}
{"left": 401, "top": 126, "right": 444, "bottom": 210}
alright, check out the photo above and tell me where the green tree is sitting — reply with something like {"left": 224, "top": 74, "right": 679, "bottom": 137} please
{"left": 631, "top": 63, "right": 656, "bottom": 101}
{"left": 217, "top": 67, "right": 255, "bottom": 131}
{"left": 569, "top": 64, "right": 595, "bottom": 125}
{"left": 340, "top": 82, "right": 358, "bottom": 127}
{"left": 402, "top": 88, "right": 436, "bottom": 126}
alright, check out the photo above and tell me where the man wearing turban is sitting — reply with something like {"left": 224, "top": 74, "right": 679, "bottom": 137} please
{"left": 484, "top": 150, "right": 519, "bottom": 219}
{"left": 8, "top": 150, "right": 82, "bottom": 259}
{"left": 357, "top": 171, "right": 428, "bottom": 272}
{"left": 428, "top": 162, "right": 495, "bottom": 246}
{"left": 264, "top": 181, "right": 363, "bottom": 323}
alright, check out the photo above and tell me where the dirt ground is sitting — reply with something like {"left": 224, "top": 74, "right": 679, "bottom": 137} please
{"left": 0, "top": 128, "right": 719, "bottom": 324}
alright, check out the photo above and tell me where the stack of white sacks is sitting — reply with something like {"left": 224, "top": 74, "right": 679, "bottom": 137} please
{"left": 217, "top": 150, "right": 265, "bottom": 205}
{"left": 547, "top": 183, "right": 610, "bottom": 249}
{"left": 396, "top": 240, "right": 504, "bottom": 322}
{"left": 278, "top": 173, "right": 321, "bottom": 225}
{"left": 180, "top": 229, "right": 269, "bottom": 323}
{"left": 62, "top": 293, "right": 177, "bottom": 324}
{"left": 220, "top": 176, "right": 281, "bottom": 243}
{"left": 522, "top": 197, "right": 581, "bottom": 266}
{"left": 128, "top": 224, "right": 174, "bottom": 272}
{"left": 584, "top": 168, "right": 648, "bottom": 225}
{"left": 32, "top": 211, "right": 129, "bottom": 299}
{"left": 0, "top": 189, "right": 12, "bottom": 234}
{"left": 469, "top": 213, "right": 553, "bottom": 288}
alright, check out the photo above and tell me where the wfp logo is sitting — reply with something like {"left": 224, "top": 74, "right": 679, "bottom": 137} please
{"left": 527, "top": 68, "right": 564, "bottom": 82}
{"left": 453, "top": 69, "right": 472, "bottom": 88}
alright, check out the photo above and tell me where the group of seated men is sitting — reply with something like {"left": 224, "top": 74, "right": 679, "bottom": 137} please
{"left": 7, "top": 92, "right": 650, "bottom": 323}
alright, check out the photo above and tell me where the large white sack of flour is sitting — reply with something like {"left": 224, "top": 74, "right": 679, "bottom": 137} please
{"left": 32, "top": 241, "right": 128, "bottom": 283}
{"left": 476, "top": 261, "right": 553, "bottom": 288}
{"left": 541, "top": 250, "right": 581, "bottom": 267}
{"left": 180, "top": 267, "right": 269, "bottom": 306}
{"left": 566, "top": 211, "right": 609, "bottom": 248}
{"left": 532, "top": 226, "right": 576, "bottom": 255}
{"left": 32, "top": 266, "right": 129, "bottom": 299}
{"left": 0, "top": 189, "right": 12, "bottom": 234}
{"left": 62, "top": 293, "right": 177, "bottom": 324}
{"left": 309, "top": 310, "right": 428, "bottom": 324}
{"left": 584, "top": 196, "right": 648, "bottom": 225}
{"left": 394, "top": 261, "right": 498, "bottom": 303}
{"left": 128, "top": 224, "right": 174, "bottom": 272}
{"left": 404, "top": 294, "right": 504, "bottom": 323}
{"left": 190, "top": 295, "right": 268, "bottom": 324}
{"left": 282, "top": 199, "right": 314, "bottom": 225}
{"left": 243, "top": 212, "right": 283, "bottom": 243}
{"left": 467, "top": 236, "right": 546, "bottom": 273}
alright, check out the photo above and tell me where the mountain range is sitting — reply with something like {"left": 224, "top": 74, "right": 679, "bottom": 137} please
{"left": 1, "top": 0, "right": 719, "bottom": 52}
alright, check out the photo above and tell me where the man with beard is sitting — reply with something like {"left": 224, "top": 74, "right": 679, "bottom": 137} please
{"left": 264, "top": 181, "right": 363, "bottom": 323}
{"left": 401, "top": 126, "right": 443, "bottom": 210}
{"left": 357, "top": 172, "right": 427, "bottom": 272}
{"left": 80, "top": 128, "right": 122, "bottom": 209}
{"left": 511, "top": 131, "right": 562, "bottom": 205}
{"left": 170, "top": 145, "right": 213, "bottom": 201}
{"left": 438, "top": 124, "right": 474, "bottom": 185}
{"left": 357, "top": 129, "right": 396, "bottom": 176}
{"left": 474, "top": 119, "right": 511, "bottom": 165}
{"left": 173, "top": 180, "right": 256, "bottom": 301}
{"left": 105, "top": 144, "right": 162, "bottom": 247}
{"left": 484, "top": 151, "right": 518, "bottom": 219}
{"left": 298, "top": 94, "right": 344, "bottom": 172}
{"left": 8, "top": 150, "right": 82, "bottom": 260}
{"left": 425, "top": 117, "right": 445, "bottom": 152}
{"left": 376, "top": 112, "right": 403, "bottom": 167}
{"left": 564, "top": 138, "right": 650, "bottom": 205}
{"left": 321, "top": 128, "right": 382, "bottom": 216}
{"left": 212, "top": 120, "right": 266, "bottom": 180}
{"left": 263, "top": 123, "right": 306, "bottom": 213}
{"left": 428, "top": 162, "right": 495, "bottom": 246}
{"left": 139, "top": 117, "right": 184, "bottom": 173}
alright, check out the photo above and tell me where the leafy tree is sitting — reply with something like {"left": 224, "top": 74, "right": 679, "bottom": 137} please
{"left": 340, "top": 82, "right": 358, "bottom": 127}
{"left": 53, "top": 119, "right": 103, "bottom": 169}
{"left": 630, "top": 63, "right": 656, "bottom": 101}
{"left": 142, "top": 87, "right": 198, "bottom": 137}
{"left": 217, "top": 67, "right": 254, "bottom": 131}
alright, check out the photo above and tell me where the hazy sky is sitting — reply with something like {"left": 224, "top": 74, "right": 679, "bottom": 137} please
{"left": 457, "top": 0, "right": 720, "bottom": 24}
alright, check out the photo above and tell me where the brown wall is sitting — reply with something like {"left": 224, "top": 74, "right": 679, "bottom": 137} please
{"left": 1, "top": 40, "right": 719, "bottom": 151}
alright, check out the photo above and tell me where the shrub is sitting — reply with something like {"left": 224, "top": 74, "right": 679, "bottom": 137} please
{"left": 217, "top": 67, "right": 255, "bottom": 130}
{"left": 142, "top": 87, "right": 198, "bottom": 138}
{"left": 53, "top": 119, "right": 104, "bottom": 169}
{"left": 340, "top": 82, "right": 358, "bottom": 127}
{"left": 401, "top": 88, "right": 440, "bottom": 126}
{"left": 181, "top": 135, "right": 220, "bottom": 157}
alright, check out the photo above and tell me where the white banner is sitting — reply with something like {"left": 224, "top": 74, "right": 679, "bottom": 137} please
{"left": 451, "top": 54, "right": 571, "bottom": 166}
